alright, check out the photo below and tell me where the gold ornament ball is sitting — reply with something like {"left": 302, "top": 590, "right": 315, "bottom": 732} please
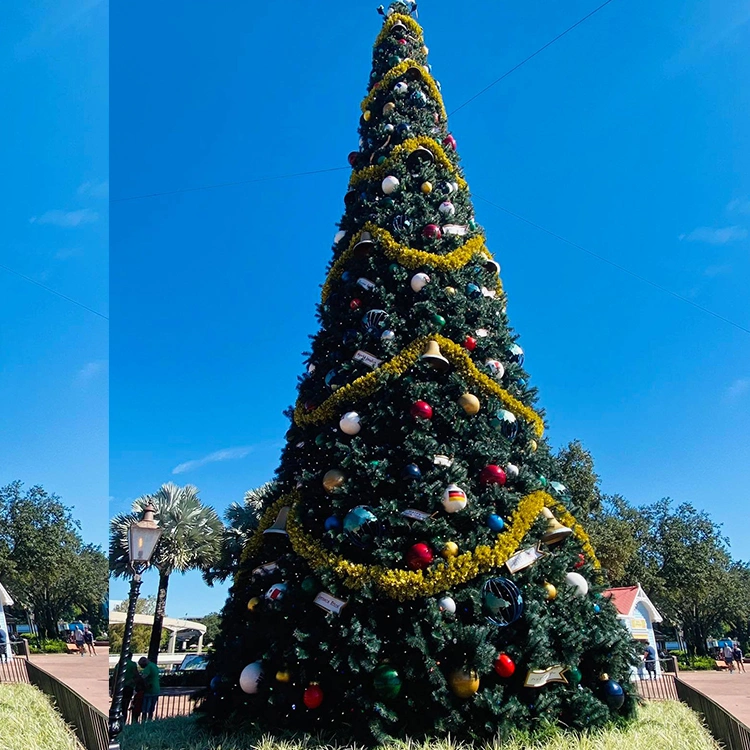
{"left": 442, "top": 541, "right": 459, "bottom": 558}
{"left": 458, "top": 393, "right": 480, "bottom": 415}
{"left": 247, "top": 597, "right": 260, "bottom": 612}
{"left": 383, "top": 102, "right": 396, "bottom": 115}
{"left": 363, "top": 110, "right": 371, "bottom": 121}
{"left": 599, "top": 673, "right": 609, "bottom": 682}
{"left": 544, "top": 582, "right": 557, "bottom": 600}
{"left": 323, "top": 469, "right": 345, "bottom": 492}
{"left": 448, "top": 668, "right": 480, "bottom": 698}
{"left": 444, "top": 286, "right": 456, "bottom": 295}
{"left": 421, "top": 181, "right": 433, "bottom": 194}
{"left": 529, "top": 439, "right": 538, "bottom": 453}
{"left": 275, "top": 670, "right": 291, "bottom": 683}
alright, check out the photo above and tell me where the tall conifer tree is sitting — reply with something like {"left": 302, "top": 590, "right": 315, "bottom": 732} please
{"left": 209, "top": 3, "right": 636, "bottom": 741}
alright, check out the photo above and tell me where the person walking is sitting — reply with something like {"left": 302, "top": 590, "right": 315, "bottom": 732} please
{"left": 138, "top": 656, "right": 160, "bottom": 721}
{"left": 723, "top": 643, "right": 735, "bottom": 673}
{"left": 73, "top": 626, "right": 85, "bottom": 657}
{"left": 0, "top": 626, "right": 8, "bottom": 663}
{"left": 120, "top": 652, "right": 138, "bottom": 724}
{"left": 83, "top": 626, "right": 96, "bottom": 656}
{"left": 644, "top": 644, "right": 657, "bottom": 679}
{"left": 733, "top": 644, "right": 745, "bottom": 673}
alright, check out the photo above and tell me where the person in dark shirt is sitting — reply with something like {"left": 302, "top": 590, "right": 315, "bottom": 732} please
{"left": 121, "top": 652, "right": 138, "bottom": 722}
{"left": 644, "top": 644, "right": 657, "bottom": 679}
{"left": 0, "top": 627, "right": 8, "bottom": 663}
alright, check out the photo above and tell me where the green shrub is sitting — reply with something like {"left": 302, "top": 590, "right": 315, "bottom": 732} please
{"left": 672, "top": 651, "right": 716, "bottom": 671}
{"left": 28, "top": 640, "right": 70, "bottom": 654}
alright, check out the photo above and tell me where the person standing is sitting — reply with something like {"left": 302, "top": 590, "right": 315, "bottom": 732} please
{"left": 120, "top": 652, "right": 138, "bottom": 723}
{"left": 644, "top": 644, "right": 657, "bottom": 679}
{"left": 733, "top": 644, "right": 745, "bottom": 673}
{"left": 83, "top": 626, "right": 96, "bottom": 656}
{"left": 73, "top": 627, "right": 85, "bottom": 657}
{"left": 0, "top": 626, "right": 8, "bottom": 663}
{"left": 723, "top": 643, "right": 735, "bottom": 673}
{"left": 137, "top": 656, "right": 160, "bottom": 721}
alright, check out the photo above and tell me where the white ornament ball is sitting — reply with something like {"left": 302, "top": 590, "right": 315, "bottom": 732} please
{"left": 485, "top": 359, "right": 505, "bottom": 379}
{"left": 439, "top": 201, "right": 456, "bottom": 217}
{"left": 381, "top": 329, "right": 395, "bottom": 341}
{"left": 334, "top": 230, "right": 346, "bottom": 245}
{"left": 382, "top": 175, "right": 400, "bottom": 195}
{"left": 442, "top": 484, "right": 468, "bottom": 513}
{"left": 565, "top": 572, "right": 589, "bottom": 598}
{"left": 505, "top": 463, "right": 520, "bottom": 479}
{"left": 339, "top": 411, "right": 361, "bottom": 435}
{"left": 393, "top": 81, "right": 408, "bottom": 96}
{"left": 239, "top": 662, "right": 263, "bottom": 694}
{"left": 384, "top": 123, "right": 395, "bottom": 133}
{"left": 438, "top": 596, "right": 456, "bottom": 614}
{"left": 410, "top": 272, "right": 431, "bottom": 292}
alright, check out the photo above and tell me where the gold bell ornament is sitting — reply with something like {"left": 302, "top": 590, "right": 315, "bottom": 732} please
{"left": 540, "top": 507, "right": 573, "bottom": 545}
{"left": 421, "top": 339, "right": 450, "bottom": 372}
{"left": 263, "top": 506, "right": 291, "bottom": 536}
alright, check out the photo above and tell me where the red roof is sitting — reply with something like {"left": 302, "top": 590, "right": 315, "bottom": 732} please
{"left": 603, "top": 586, "right": 639, "bottom": 616}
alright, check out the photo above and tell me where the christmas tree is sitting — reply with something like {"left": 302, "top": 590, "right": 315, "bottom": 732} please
{"left": 208, "top": 3, "right": 637, "bottom": 742}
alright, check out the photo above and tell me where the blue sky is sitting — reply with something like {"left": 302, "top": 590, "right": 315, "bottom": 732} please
{"left": 110, "top": 0, "right": 750, "bottom": 617}
{"left": 0, "top": 0, "right": 108, "bottom": 548}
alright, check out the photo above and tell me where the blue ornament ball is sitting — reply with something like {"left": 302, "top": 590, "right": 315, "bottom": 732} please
{"left": 487, "top": 514, "right": 505, "bottom": 532}
{"left": 602, "top": 679, "right": 625, "bottom": 710}
{"left": 466, "top": 283, "right": 481, "bottom": 299}
{"left": 482, "top": 577, "right": 524, "bottom": 626}
{"left": 395, "top": 123, "right": 410, "bottom": 137}
{"left": 402, "top": 463, "right": 422, "bottom": 480}
{"left": 593, "top": 604, "right": 601, "bottom": 613}
{"left": 324, "top": 515, "right": 342, "bottom": 532}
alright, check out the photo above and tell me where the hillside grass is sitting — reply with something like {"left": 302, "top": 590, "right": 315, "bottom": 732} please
{"left": 0, "top": 683, "right": 84, "bottom": 750}
{"left": 120, "top": 700, "right": 719, "bottom": 750}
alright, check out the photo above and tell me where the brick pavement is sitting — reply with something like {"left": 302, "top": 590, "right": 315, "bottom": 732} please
{"left": 678, "top": 669, "right": 750, "bottom": 726}
{"left": 30, "top": 648, "right": 111, "bottom": 714}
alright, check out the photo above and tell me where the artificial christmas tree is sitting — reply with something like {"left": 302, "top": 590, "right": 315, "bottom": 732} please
{"left": 208, "top": 3, "right": 637, "bottom": 742}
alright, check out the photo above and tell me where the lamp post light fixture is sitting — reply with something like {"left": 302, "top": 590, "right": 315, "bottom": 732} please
{"left": 108, "top": 503, "right": 162, "bottom": 749}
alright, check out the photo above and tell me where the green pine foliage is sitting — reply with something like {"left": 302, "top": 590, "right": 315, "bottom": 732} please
{"left": 207, "top": 2, "right": 637, "bottom": 743}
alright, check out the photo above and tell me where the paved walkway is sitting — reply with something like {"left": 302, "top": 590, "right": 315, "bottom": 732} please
{"left": 679, "top": 669, "right": 750, "bottom": 726}
{"left": 30, "top": 648, "right": 111, "bottom": 714}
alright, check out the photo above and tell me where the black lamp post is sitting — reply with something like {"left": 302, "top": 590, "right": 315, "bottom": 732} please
{"left": 108, "top": 503, "right": 162, "bottom": 749}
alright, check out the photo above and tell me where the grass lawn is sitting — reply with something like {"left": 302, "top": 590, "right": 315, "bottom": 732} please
{"left": 0, "top": 683, "right": 84, "bottom": 750}
{"left": 120, "top": 701, "right": 719, "bottom": 750}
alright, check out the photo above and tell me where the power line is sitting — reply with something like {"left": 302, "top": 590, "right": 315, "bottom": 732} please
{"left": 111, "top": 166, "right": 350, "bottom": 203}
{"left": 448, "top": 0, "right": 617, "bottom": 116}
{"left": 0, "top": 262, "right": 109, "bottom": 321}
{"left": 473, "top": 194, "right": 750, "bottom": 336}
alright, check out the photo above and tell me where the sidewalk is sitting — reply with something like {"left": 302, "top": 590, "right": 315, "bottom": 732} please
{"left": 30, "top": 648, "right": 111, "bottom": 714}
{"left": 679, "top": 669, "right": 750, "bottom": 726}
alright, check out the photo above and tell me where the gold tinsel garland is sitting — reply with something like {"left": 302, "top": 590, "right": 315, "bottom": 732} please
{"left": 294, "top": 333, "right": 545, "bottom": 438}
{"left": 360, "top": 59, "right": 448, "bottom": 120}
{"left": 321, "top": 224, "right": 493, "bottom": 303}
{"left": 239, "top": 489, "right": 599, "bottom": 600}
{"left": 373, "top": 13, "right": 424, "bottom": 49}
{"left": 349, "top": 136, "right": 467, "bottom": 190}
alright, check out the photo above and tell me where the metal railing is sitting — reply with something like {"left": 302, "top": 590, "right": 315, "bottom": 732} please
{"left": 675, "top": 677, "right": 750, "bottom": 750}
{"left": 633, "top": 671, "right": 679, "bottom": 700}
{"left": 25, "top": 660, "right": 109, "bottom": 750}
{"left": 124, "top": 689, "right": 204, "bottom": 723}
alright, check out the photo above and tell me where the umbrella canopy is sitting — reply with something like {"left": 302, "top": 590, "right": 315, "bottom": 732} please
{"left": 0, "top": 582, "right": 14, "bottom": 607}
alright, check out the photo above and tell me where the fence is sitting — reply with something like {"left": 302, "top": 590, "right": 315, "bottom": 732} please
{"left": 0, "top": 655, "right": 30, "bottom": 683}
{"left": 675, "top": 677, "right": 750, "bottom": 750}
{"left": 633, "top": 671, "right": 678, "bottom": 701}
{"left": 124, "top": 689, "right": 204, "bottom": 723}
{"left": 23, "top": 660, "right": 109, "bottom": 750}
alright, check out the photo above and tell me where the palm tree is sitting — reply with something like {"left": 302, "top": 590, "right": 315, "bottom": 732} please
{"left": 204, "top": 481, "right": 277, "bottom": 585}
{"left": 110, "top": 483, "right": 224, "bottom": 663}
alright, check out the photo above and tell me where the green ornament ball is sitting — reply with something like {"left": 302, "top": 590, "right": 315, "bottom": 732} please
{"left": 377, "top": 156, "right": 387, "bottom": 165}
{"left": 568, "top": 666, "right": 582, "bottom": 685}
{"left": 538, "top": 475, "right": 548, "bottom": 486}
{"left": 315, "top": 433, "right": 327, "bottom": 447}
{"left": 432, "top": 313, "right": 446, "bottom": 328}
{"left": 300, "top": 576, "right": 318, "bottom": 595}
{"left": 382, "top": 197, "right": 394, "bottom": 207}
{"left": 388, "top": 55, "right": 402, "bottom": 66}
{"left": 373, "top": 664, "right": 402, "bottom": 699}
{"left": 389, "top": 263, "right": 400, "bottom": 273}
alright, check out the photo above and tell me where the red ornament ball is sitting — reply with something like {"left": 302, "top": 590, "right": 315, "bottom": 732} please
{"left": 464, "top": 336, "right": 477, "bottom": 351}
{"left": 422, "top": 224, "right": 442, "bottom": 239}
{"left": 574, "top": 553, "right": 586, "bottom": 569}
{"left": 410, "top": 400, "right": 433, "bottom": 420}
{"left": 303, "top": 683, "right": 324, "bottom": 709}
{"left": 406, "top": 542, "right": 434, "bottom": 570}
{"left": 398, "top": 38, "right": 407, "bottom": 45}
{"left": 350, "top": 298, "right": 362, "bottom": 310}
{"left": 443, "top": 134, "right": 457, "bottom": 150}
{"left": 347, "top": 151, "right": 359, "bottom": 167}
{"left": 480, "top": 465, "right": 507, "bottom": 485}
{"left": 304, "top": 400, "right": 316, "bottom": 412}
{"left": 494, "top": 653, "right": 515, "bottom": 678}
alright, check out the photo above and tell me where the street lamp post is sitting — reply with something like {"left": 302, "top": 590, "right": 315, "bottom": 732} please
{"left": 108, "top": 504, "right": 162, "bottom": 750}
